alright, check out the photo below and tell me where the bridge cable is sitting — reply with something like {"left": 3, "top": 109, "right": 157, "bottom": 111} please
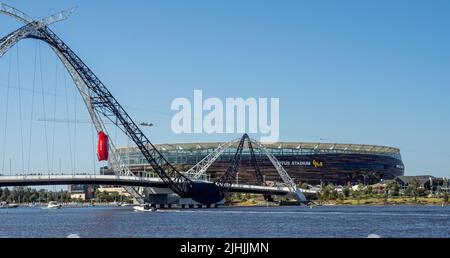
{"left": 1, "top": 50, "right": 12, "bottom": 174}
{"left": 26, "top": 41, "right": 38, "bottom": 174}
{"left": 38, "top": 42, "right": 50, "bottom": 172}
{"left": 63, "top": 58, "right": 74, "bottom": 174}
{"left": 50, "top": 58, "right": 58, "bottom": 172}
{"left": 72, "top": 70, "right": 77, "bottom": 174}
{"left": 16, "top": 43, "right": 26, "bottom": 174}
{"left": 90, "top": 122, "right": 97, "bottom": 175}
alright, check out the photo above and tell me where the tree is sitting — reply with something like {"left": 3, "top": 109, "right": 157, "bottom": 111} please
{"left": 407, "top": 178, "right": 422, "bottom": 201}
{"left": 351, "top": 188, "right": 361, "bottom": 202}
{"left": 320, "top": 184, "right": 336, "bottom": 200}
{"left": 29, "top": 189, "right": 38, "bottom": 203}
{"left": 443, "top": 192, "right": 449, "bottom": 204}
{"left": 0, "top": 189, "right": 8, "bottom": 202}
{"left": 387, "top": 181, "right": 400, "bottom": 197}
{"left": 342, "top": 187, "right": 350, "bottom": 198}
{"left": 317, "top": 192, "right": 326, "bottom": 202}
{"left": 383, "top": 190, "right": 389, "bottom": 205}
{"left": 357, "top": 183, "right": 365, "bottom": 191}
{"left": 364, "top": 186, "right": 373, "bottom": 197}
{"left": 329, "top": 189, "right": 338, "bottom": 200}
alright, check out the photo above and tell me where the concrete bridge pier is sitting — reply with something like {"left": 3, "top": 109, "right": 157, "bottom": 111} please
{"left": 142, "top": 187, "right": 224, "bottom": 208}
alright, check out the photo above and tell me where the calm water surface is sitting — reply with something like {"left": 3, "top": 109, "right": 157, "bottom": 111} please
{"left": 0, "top": 205, "right": 448, "bottom": 238}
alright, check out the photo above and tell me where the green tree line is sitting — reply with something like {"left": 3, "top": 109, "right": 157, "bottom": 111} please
{"left": 317, "top": 179, "right": 449, "bottom": 202}
{"left": 0, "top": 187, "right": 70, "bottom": 203}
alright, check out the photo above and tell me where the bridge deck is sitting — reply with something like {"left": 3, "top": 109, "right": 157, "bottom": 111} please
{"left": 0, "top": 175, "right": 316, "bottom": 195}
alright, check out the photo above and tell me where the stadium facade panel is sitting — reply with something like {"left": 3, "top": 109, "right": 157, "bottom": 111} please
{"left": 112, "top": 142, "right": 404, "bottom": 186}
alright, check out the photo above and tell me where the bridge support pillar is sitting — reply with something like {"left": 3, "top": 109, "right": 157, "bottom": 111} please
{"left": 140, "top": 187, "right": 225, "bottom": 208}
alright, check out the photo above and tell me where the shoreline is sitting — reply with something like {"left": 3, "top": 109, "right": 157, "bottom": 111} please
{"left": 228, "top": 197, "right": 449, "bottom": 207}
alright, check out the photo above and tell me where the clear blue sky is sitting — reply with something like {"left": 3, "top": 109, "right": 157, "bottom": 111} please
{"left": 0, "top": 0, "right": 449, "bottom": 178}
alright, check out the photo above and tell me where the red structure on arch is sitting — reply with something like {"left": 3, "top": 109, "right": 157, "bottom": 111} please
{"left": 97, "top": 131, "right": 109, "bottom": 161}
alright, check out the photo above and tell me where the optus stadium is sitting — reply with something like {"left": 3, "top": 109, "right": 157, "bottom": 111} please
{"left": 113, "top": 142, "right": 404, "bottom": 186}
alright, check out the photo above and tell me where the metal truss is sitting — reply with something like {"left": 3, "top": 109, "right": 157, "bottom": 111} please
{"left": 54, "top": 50, "right": 145, "bottom": 202}
{"left": 247, "top": 139, "right": 265, "bottom": 186}
{"left": 0, "top": 3, "right": 145, "bottom": 203}
{"left": 0, "top": 3, "right": 220, "bottom": 203}
{"left": 250, "top": 139, "right": 307, "bottom": 204}
{"left": 39, "top": 27, "right": 194, "bottom": 197}
{"left": 0, "top": 3, "right": 307, "bottom": 205}
{"left": 184, "top": 133, "right": 306, "bottom": 204}
{"left": 0, "top": 2, "right": 34, "bottom": 23}
{"left": 188, "top": 135, "right": 265, "bottom": 185}
{"left": 214, "top": 134, "right": 266, "bottom": 193}
{"left": 215, "top": 134, "right": 247, "bottom": 192}
{"left": 0, "top": 7, "right": 75, "bottom": 57}
{"left": 184, "top": 138, "right": 240, "bottom": 180}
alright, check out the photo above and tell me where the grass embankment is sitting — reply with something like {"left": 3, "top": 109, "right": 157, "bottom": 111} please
{"left": 227, "top": 194, "right": 449, "bottom": 206}
{"left": 226, "top": 194, "right": 277, "bottom": 207}
{"left": 319, "top": 197, "right": 447, "bottom": 206}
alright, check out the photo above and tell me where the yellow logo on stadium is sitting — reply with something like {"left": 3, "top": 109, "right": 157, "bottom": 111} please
{"left": 312, "top": 160, "right": 323, "bottom": 168}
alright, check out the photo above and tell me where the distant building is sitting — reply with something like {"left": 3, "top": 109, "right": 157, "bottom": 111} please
{"left": 68, "top": 184, "right": 96, "bottom": 200}
{"left": 98, "top": 167, "right": 132, "bottom": 197}
{"left": 70, "top": 193, "right": 86, "bottom": 201}
{"left": 97, "top": 187, "right": 132, "bottom": 197}
{"left": 394, "top": 175, "right": 448, "bottom": 192}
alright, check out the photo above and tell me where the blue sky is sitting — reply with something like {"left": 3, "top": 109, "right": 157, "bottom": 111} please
{"left": 0, "top": 0, "right": 449, "bottom": 178}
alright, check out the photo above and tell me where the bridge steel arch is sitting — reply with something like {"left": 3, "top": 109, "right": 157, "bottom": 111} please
{"left": 0, "top": 3, "right": 307, "bottom": 205}
{"left": 0, "top": 3, "right": 147, "bottom": 202}
{"left": 0, "top": 3, "right": 223, "bottom": 205}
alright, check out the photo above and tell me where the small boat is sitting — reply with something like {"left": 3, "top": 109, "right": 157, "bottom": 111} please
{"left": 47, "top": 201, "right": 62, "bottom": 209}
{"left": 0, "top": 201, "right": 8, "bottom": 209}
{"left": 0, "top": 202, "right": 19, "bottom": 209}
{"left": 133, "top": 204, "right": 157, "bottom": 212}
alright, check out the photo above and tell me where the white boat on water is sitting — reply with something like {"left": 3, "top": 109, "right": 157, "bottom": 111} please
{"left": 0, "top": 202, "right": 19, "bottom": 209}
{"left": 47, "top": 201, "right": 62, "bottom": 209}
{"left": 133, "top": 204, "right": 157, "bottom": 212}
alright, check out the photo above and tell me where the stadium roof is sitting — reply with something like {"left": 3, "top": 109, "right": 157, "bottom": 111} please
{"left": 117, "top": 142, "right": 400, "bottom": 155}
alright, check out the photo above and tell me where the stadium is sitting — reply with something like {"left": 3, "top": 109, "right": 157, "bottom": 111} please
{"left": 110, "top": 142, "right": 405, "bottom": 187}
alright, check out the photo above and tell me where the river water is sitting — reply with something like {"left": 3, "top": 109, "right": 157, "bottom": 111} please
{"left": 0, "top": 205, "right": 448, "bottom": 238}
